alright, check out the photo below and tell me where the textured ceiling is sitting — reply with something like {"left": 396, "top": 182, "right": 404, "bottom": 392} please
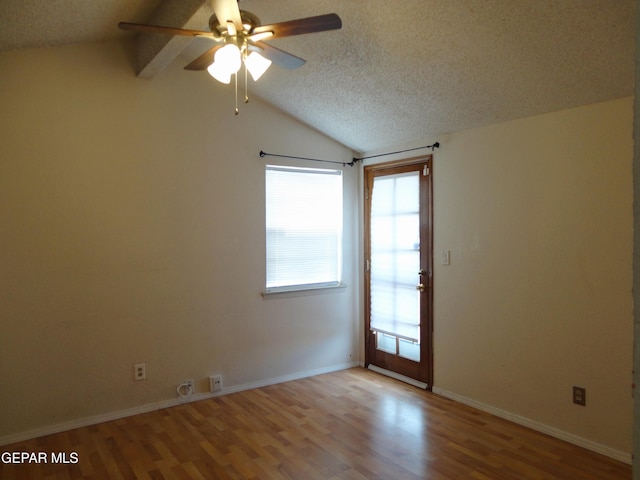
{"left": 0, "top": 0, "right": 634, "bottom": 153}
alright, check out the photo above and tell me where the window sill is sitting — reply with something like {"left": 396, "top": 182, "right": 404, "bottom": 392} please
{"left": 262, "top": 283, "right": 347, "bottom": 299}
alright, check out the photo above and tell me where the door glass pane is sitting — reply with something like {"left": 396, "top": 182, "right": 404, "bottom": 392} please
{"left": 370, "top": 171, "right": 420, "bottom": 343}
{"left": 398, "top": 338, "right": 420, "bottom": 361}
{"left": 376, "top": 333, "right": 397, "bottom": 354}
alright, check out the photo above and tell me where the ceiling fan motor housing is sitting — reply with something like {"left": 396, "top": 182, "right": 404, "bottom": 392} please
{"left": 209, "top": 10, "right": 262, "bottom": 37}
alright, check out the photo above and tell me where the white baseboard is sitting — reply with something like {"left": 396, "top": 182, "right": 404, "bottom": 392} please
{"left": 6, "top": 362, "right": 628, "bottom": 466}
{"left": 213, "top": 361, "right": 359, "bottom": 396}
{"left": 432, "top": 386, "right": 632, "bottom": 465}
{"left": 0, "top": 361, "right": 359, "bottom": 447}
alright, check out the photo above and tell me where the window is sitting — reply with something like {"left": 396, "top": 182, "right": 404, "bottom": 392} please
{"left": 265, "top": 165, "right": 343, "bottom": 292}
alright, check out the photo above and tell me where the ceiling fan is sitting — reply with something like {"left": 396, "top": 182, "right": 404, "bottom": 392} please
{"left": 119, "top": 0, "right": 342, "bottom": 113}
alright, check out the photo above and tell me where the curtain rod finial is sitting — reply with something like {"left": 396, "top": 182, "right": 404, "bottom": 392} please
{"left": 260, "top": 150, "right": 266, "bottom": 157}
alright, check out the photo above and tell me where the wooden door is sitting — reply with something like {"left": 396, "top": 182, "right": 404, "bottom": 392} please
{"left": 364, "top": 156, "right": 433, "bottom": 386}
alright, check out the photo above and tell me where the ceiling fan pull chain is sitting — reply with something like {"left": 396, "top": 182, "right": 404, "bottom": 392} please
{"left": 234, "top": 72, "right": 239, "bottom": 115}
{"left": 244, "top": 59, "right": 249, "bottom": 104}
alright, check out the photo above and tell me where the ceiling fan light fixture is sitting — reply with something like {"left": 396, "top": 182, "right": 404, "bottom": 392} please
{"left": 207, "top": 61, "right": 232, "bottom": 83}
{"left": 215, "top": 43, "right": 242, "bottom": 74}
{"left": 245, "top": 51, "right": 272, "bottom": 81}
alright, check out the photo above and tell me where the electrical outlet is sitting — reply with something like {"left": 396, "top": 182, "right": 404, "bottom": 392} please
{"left": 573, "top": 386, "right": 586, "bottom": 406}
{"left": 210, "top": 374, "right": 222, "bottom": 392}
{"left": 134, "top": 363, "right": 146, "bottom": 381}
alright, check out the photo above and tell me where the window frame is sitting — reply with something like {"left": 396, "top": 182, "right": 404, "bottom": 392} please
{"left": 263, "top": 164, "right": 345, "bottom": 297}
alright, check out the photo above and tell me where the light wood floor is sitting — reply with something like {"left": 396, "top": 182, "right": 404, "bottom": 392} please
{"left": 1, "top": 367, "right": 631, "bottom": 479}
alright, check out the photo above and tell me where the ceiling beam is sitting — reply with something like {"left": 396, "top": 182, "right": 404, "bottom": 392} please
{"left": 135, "top": 0, "right": 211, "bottom": 79}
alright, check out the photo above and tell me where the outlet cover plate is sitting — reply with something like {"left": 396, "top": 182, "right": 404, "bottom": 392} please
{"left": 134, "top": 363, "right": 146, "bottom": 381}
{"left": 210, "top": 374, "right": 222, "bottom": 392}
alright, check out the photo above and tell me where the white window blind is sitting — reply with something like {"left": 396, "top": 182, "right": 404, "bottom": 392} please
{"left": 265, "top": 165, "right": 343, "bottom": 290}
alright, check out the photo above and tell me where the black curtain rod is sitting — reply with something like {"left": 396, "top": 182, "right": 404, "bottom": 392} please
{"left": 259, "top": 141, "right": 440, "bottom": 167}
{"left": 352, "top": 142, "right": 440, "bottom": 162}
{"left": 259, "top": 150, "right": 358, "bottom": 167}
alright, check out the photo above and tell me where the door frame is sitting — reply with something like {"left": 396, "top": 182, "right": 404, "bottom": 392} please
{"left": 363, "top": 155, "right": 434, "bottom": 388}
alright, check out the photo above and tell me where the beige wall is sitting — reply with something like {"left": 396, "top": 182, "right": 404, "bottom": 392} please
{"left": 0, "top": 38, "right": 633, "bottom": 458}
{"left": 363, "top": 98, "right": 633, "bottom": 455}
{"left": 0, "top": 40, "right": 359, "bottom": 441}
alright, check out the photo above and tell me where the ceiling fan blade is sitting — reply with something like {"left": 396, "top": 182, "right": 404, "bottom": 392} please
{"left": 251, "top": 13, "right": 342, "bottom": 38}
{"left": 211, "top": 0, "right": 243, "bottom": 31}
{"left": 254, "top": 41, "right": 306, "bottom": 70}
{"left": 184, "top": 45, "right": 223, "bottom": 70}
{"left": 118, "top": 22, "right": 216, "bottom": 39}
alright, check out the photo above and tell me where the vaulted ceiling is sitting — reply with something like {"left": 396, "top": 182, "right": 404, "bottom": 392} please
{"left": 0, "top": 0, "right": 634, "bottom": 153}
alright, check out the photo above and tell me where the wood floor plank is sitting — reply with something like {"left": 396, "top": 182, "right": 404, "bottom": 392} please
{"left": 0, "top": 367, "right": 631, "bottom": 479}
